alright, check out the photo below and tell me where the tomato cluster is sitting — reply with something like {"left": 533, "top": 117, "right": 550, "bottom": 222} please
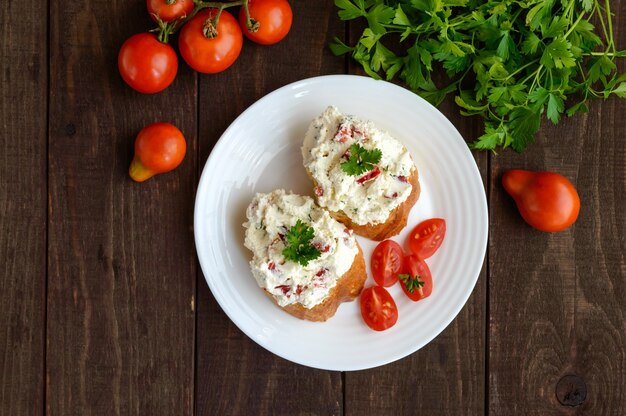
{"left": 360, "top": 218, "right": 446, "bottom": 331}
{"left": 119, "top": 0, "right": 293, "bottom": 94}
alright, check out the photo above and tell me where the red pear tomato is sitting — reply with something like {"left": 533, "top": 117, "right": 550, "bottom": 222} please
{"left": 407, "top": 218, "right": 446, "bottom": 259}
{"left": 129, "top": 123, "right": 186, "bottom": 182}
{"left": 118, "top": 33, "right": 178, "bottom": 94}
{"left": 399, "top": 255, "right": 433, "bottom": 302}
{"left": 147, "top": 0, "right": 194, "bottom": 22}
{"left": 371, "top": 240, "right": 404, "bottom": 287}
{"left": 502, "top": 170, "right": 580, "bottom": 232}
{"left": 178, "top": 9, "right": 243, "bottom": 74}
{"left": 239, "top": 0, "right": 293, "bottom": 45}
{"left": 360, "top": 286, "right": 398, "bottom": 331}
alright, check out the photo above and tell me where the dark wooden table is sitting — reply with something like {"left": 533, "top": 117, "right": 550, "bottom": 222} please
{"left": 1, "top": 1, "right": 624, "bottom": 415}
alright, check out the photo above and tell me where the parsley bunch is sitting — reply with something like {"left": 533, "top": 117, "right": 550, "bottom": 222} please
{"left": 341, "top": 143, "right": 383, "bottom": 175}
{"left": 331, "top": 0, "right": 626, "bottom": 151}
{"left": 282, "top": 220, "right": 322, "bottom": 266}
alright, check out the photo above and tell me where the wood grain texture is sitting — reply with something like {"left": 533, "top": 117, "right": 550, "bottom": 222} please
{"left": 194, "top": 1, "right": 346, "bottom": 415}
{"left": 0, "top": 1, "right": 47, "bottom": 415}
{"left": 46, "top": 1, "right": 197, "bottom": 414}
{"left": 489, "top": 4, "right": 626, "bottom": 414}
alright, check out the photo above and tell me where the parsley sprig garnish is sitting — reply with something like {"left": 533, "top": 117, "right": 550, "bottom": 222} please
{"left": 340, "top": 143, "right": 382, "bottom": 176}
{"left": 282, "top": 220, "right": 322, "bottom": 266}
{"left": 399, "top": 274, "right": 424, "bottom": 294}
{"left": 331, "top": 0, "right": 626, "bottom": 152}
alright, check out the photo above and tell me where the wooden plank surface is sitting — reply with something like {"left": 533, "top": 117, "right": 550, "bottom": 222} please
{"left": 46, "top": 1, "right": 197, "bottom": 414}
{"left": 489, "top": 103, "right": 626, "bottom": 415}
{"left": 488, "top": 3, "right": 626, "bottom": 414}
{"left": 194, "top": 2, "right": 346, "bottom": 414}
{"left": 0, "top": 1, "right": 47, "bottom": 415}
{"left": 1, "top": 0, "right": 625, "bottom": 414}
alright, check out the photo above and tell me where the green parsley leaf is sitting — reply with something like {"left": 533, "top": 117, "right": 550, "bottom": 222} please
{"left": 340, "top": 144, "right": 382, "bottom": 176}
{"left": 521, "top": 32, "right": 541, "bottom": 55}
{"left": 541, "top": 37, "right": 576, "bottom": 69}
{"left": 393, "top": 5, "right": 411, "bottom": 26}
{"left": 547, "top": 92, "right": 565, "bottom": 124}
{"left": 366, "top": 4, "right": 395, "bottom": 35}
{"left": 509, "top": 108, "right": 542, "bottom": 152}
{"left": 612, "top": 82, "right": 626, "bottom": 98}
{"left": 566, "top": 101, "right": 589, "bottom": 117}
{"left": 282, "top": 220, "right": 322, "bottom": 267}
{"left": 398, "top": 274, "right": 424, "bottom": 294}
{"left": 329, "top": 37, "right": 354, "bottom": 56}
{"left": 335, "top": 0, "right": 366, "bottom": 20}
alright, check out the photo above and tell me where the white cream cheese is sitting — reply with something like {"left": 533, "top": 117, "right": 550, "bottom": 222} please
{"left": 302, "top": 106, "right": 414, "bottom": 225}
{"left": 243, "top": 189, "right": 359, "bottom": 309}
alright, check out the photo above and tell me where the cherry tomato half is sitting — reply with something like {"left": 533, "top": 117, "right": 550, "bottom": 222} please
{"left": 118, "top": 33, "right": 178, "bottom": 94}
{"left": 147, "top": 0, "right": 194, "bottom": 22}
{"left": 179, "top": 9, "right": 243, "bottom": 74}
{"left": 371, "top": 240, "right": 404, "bottom": 287}
{"left": 129, "top": 122, "right": 186, "bottom": 182}
{"left": 399, "top": 255, "right": 433, "bottom": 302}
{"left": 407, "top": 218, "right": 446, "bottom": 259}
{"left": 239, "top": 0, "right": 293, "bottom": 45}
{"left": 502, "top": 170, "right": 580, "bottom": 232}
{"left": 360, "top": 286, "right": 398, "bottom": 331}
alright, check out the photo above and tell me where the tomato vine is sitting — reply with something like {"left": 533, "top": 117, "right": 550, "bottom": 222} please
{"left": 152, "top": 0, "right": 258, "bottom": 43}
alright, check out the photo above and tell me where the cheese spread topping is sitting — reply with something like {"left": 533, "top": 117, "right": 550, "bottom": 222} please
{"left": 243, "top": 189, "right": 359, "bottom": 309}
{"left": 302, "top": 106, "right": 414, "bottom": 225}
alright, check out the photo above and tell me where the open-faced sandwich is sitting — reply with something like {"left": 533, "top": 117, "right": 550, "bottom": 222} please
{"left": 302, "top": 106, "right": 420, "bottom": 241}
{"left": 243, "top": 189, "right": 366, "bottom": 321}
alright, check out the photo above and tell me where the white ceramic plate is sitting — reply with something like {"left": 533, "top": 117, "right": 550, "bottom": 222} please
{"left": 194, "top": 75, "right": 488, "bottom": 371}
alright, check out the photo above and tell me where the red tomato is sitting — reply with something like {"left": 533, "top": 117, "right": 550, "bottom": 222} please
{"left": 502, "top": 170, "right": 580, "bottom": 232}
{"left": 371, "top": 240, "right": 404, "bottom": 287}
{"left": 360, "top": 286, "right": 398, "bottom": 331}
{"left": 399, "top": 255, "right": 433, "bottom": 302}
{"left": 147, "top": 0, "right": 194, "bottom": 22}
{"left": 239, "top": 0, "right": 293, "bottom": 45}
{"left": 129, "top": 123, "right": 186, "bottom": 182}
{"left": 178, "top": 9, "right": 243, "bottom": 74}
{"left": 118, "top": 33, "right": 178, "bottom": 94}
{"left": 407, "top": 218, "right": 446, "bottom": 259}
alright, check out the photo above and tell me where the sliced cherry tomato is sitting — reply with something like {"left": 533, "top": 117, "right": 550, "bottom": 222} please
{"left": 178, "top": 9, "right": 243, "bottom": 74}
{"left": 371, "top": 240, "right": 403, "bottom": 287}
{"left": 129, "top": 122, "right": 186, "bottom": 182}
{"left": 147, "top": 0, "right": 194, "bottom": 22}
{"left": 360, "top": 286, "right": 398, "bottom": 331}
{"left": 407, "top": 218, "right": 446, "bottom": 259}
{"left": 239, "top": 0, "right": 293, "bottom": 45}
{"left": 118, "top": 33, "right": 178, "bottom": 94}
{"left": 399, "top": 255, "right": 433, "bottom": 302}
{"left": 502, "top": 170, "right": 580, "bottom": 232}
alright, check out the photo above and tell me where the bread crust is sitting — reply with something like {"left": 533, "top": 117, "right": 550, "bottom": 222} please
{"left": 309, "top": 167, "right": 420, "bottom": 241}
{"left": 263, "top": 243, "right": 366, "bottom": 322}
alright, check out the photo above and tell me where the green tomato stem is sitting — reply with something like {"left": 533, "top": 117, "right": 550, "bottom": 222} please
{"left": 155, "top": 0, "right": 249, "bottom": 40}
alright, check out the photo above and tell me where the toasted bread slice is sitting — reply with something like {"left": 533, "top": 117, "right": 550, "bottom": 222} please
{"left": 317, "top": 168, "right": 420, "bottom": 241}
{"left": 263, "top": 244, "right": 366, "bottom": 322}
{"left": 302, "top": 106, "right": 420, "bottom": 241}
{"left": 244, "top": 190, "right": 366, "bottom": 322}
